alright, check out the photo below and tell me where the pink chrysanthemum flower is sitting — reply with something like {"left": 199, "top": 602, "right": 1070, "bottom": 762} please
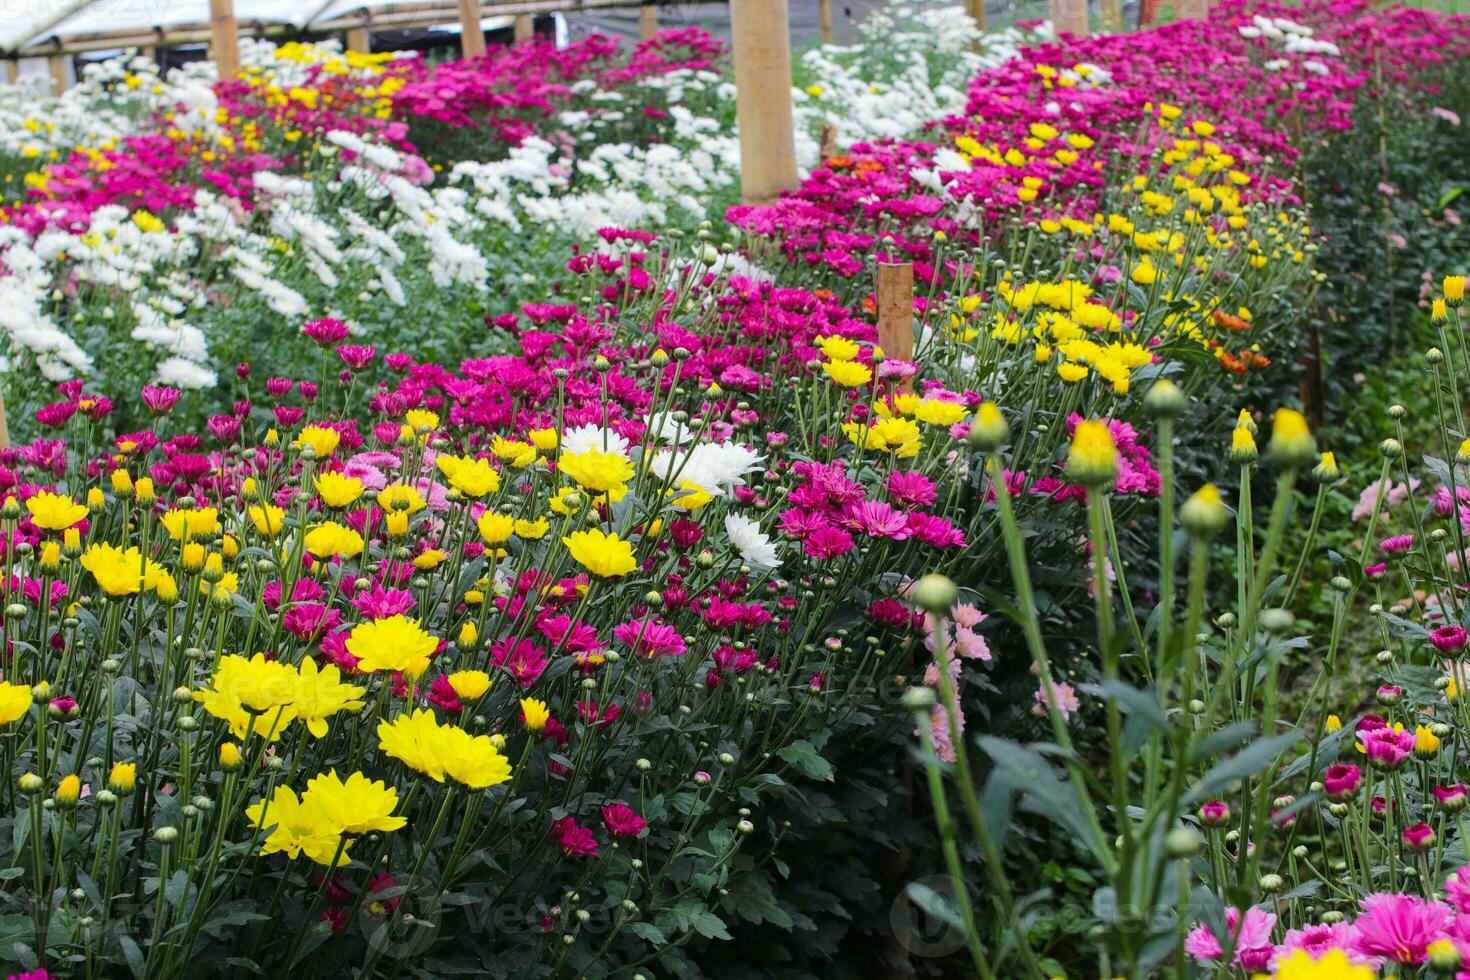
{"left": 1184, "top": 906, "right": 1276, "bottom": 970}
{"left": 1351, "top": 893, "right": 1454, "bottom": 963}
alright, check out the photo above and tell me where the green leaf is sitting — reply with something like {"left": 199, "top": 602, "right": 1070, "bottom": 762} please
{"left": 1186, "top": 731, "right": 1303, "bottom": 803}
{"left": 628, "top": 921, "right": 665, "bottom": 945}
{"left": 976, "top": 737, "right": 1105, "bottom": 866}
{"left": 117, "top": 934, "right": 145, "bottom": 979}
{"left": 905, "top": 881, "right": 962, "bottom": 927}
{"left": 777, "top": 740, "right": 835, "bottom": 781}
{"left": 688, "top": 909, "right": 731, "bottom": 940}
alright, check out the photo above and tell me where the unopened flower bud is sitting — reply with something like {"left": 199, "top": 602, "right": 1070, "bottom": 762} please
{"left": 911, "top": 574, "right": 957, "bottom": 613}
{"left": 1181, "top": 484, "right": 1229, "bottom": 539}
{"left": 1144, "top": 379, "right": 1186, "bottom": 419}
{"left": 1266, "top": 408, "right": 1316, "bottom": 469}
{"left": 1164, "top": 828, "right": 1201, "bottom": 857}
{"left": 968, "top": 403, "right": 1009, "bottom": 453}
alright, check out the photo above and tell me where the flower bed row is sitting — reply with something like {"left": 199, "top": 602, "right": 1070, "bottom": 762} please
{"left": 0, "top": 3, "right": 1033, "bottom": 419}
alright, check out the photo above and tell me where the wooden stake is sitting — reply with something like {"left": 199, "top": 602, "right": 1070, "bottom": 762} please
{"left": 47, "top": 54, "right": 69, "bottom": 94}
{"left": 513, "top": 13, "right": 534, "bottom": 41}
{"left": 1176, "top": 0, "right": 1210, "bottom": 18}
{"left": 730, "top": 0, "right": 798, "bottom": 206}
{"left": 459, "top": 0, "right": 487, "bottom": 56}
{"left": 1055, "top": 0, "right": 1088, "bottom": 36}
{"left": 639, "top": 4, "right": 658, "bottom": 39}
{"left": 4, "top": 62, "right": 17, "bottom": 85}
{"left": 818, "top": 0, "right": 833, "bottom": 42}
{"left": 0, "top": 384, "right": 9, "bottom": 450}
{"left": 876, "top": 262, "right": 915, "bottom": 376}
{"left": 345, "top": 26, "right": 371, "bottom": 52}
{"left": 965, "top": 0, "right": 985, "bottom": 31}
{"left": 1099, "top": 0, "right": 1120, "bottom": 31}
{"left": 819, "top": 122, "right": 839, "bottom": 160}
{"left": 208, "top": 0, "right": 240, "bottom": 78}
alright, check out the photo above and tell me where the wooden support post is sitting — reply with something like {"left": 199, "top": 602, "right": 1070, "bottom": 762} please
{"left": 819, "top": 122, "right": 839, "bottom": 160}
{"left": 345, "top": 26, "right": 371, "bottom": 53}
{"left": 876, "top": 262, "right": 915, "bottom": 380}
{"left": 965, "top": 0, "right": 985, "bottom": 31}
{"left": 1176, "top": 0, "right": 1209, "bottom": 19}
{"left": 1055, "top": 0, "right": 1088, "bottom": 36}
{"left": 730, "top": 0, "right": 798, "bottom": 206}
{"left": 459, "top": 0, "right": 487, "bottom": 56}
{"left": 0, "top": 384, "right": 9, "bottom": 450}
{"left": 818, "top": 0, "right": 833, "bottom": 42}
{"left": 4, "top": 61, "right": 17, "bottom": 85}
{"left": 208, "top": 0, "right": 240, "bottom": 78}
{"left": 1099, "top": 0, "right": 1120, "bottom": 32}
{"left": 639, "top": 4, "right": 658, "bottom": 39}
{"left": 513, "top": 13, "right": 534, "bottom": 41}
{"left": 47, "top": 55, "right": 69, "bottom": 94}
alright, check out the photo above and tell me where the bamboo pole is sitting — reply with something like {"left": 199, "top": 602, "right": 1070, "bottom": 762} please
{"left": 876, "top": 262, "right": 916, "bottom": 376}
{"left": 459, "top": 0, "right": 487, "bottom": 56}
{"left": 965, "top": 0, "right": 985, "bottom": 31}
{"left": 639, "top": 4, "right": 658, "bottom": 39}
{"left": 818, "top": 0, "right": 833, "bottom": 42}
{"left": 730, "top": 0, "right": 798, "bottom": 206}
{"left": 208, "top": 0, "right": 240, "bottom": 78}
{"left": 1055, "top": 0, "right": 1088, "bottom": 36}
{"left": 1176, "top": 0, "right": 1210, "bottom": 18}
{"left": 513, "top": 13, "right": 534, "bottom": 40}
{"left": 47, "top": 54, "right": 68, "bottom": 94}
{"left": 345, "top": 26, "right": 371, "bottom": 52}
{"left": 0, "top": 385, "right": 9, "bottom": 450}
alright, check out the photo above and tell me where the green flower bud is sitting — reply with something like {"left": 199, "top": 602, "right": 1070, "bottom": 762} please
{"left": 910, "top": 574, "right": 957, "bottom": 613}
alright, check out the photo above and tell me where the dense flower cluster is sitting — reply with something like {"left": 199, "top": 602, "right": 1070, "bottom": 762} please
{"left": 0, "top": 3, "right": 1034, "bottom": 417}
{"left": 2, "top": 0, "right": 1468, "bottom": 975}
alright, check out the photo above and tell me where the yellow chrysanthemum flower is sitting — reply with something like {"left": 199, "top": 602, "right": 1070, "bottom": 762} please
{"left": 562, "top": 529, "right": 638, "bottom": 578}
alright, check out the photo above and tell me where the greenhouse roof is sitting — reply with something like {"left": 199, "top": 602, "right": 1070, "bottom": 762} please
{"left": 0, "top": 0, "right": 604, "bottom": 56}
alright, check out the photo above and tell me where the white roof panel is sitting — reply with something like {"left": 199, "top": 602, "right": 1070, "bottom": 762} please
{"left": 0, "top": 0, "right": 409, "bottom": 52}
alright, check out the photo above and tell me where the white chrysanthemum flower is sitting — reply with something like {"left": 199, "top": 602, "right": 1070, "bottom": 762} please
{"left": 725, "top": 513, "right": 781, "bottom": 570}
{"left": 652, "top": 442, "right": 763, "bottom": 497}
{"left": 562, "top": 424, "right": 632, "bottom": 458}
{"left": 156, "top": 356, "right": 218, "bottom": 389}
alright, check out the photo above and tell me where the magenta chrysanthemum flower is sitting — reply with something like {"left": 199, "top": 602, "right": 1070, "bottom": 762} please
{"left": 550, "top": 816, "right": 599, "bottom": 858}
{"left": 337, "top": 344, "right": 377, "bottom": 371}
{"left": 1445, "top": 865, "right": 1470, "bottom": 913}
{"left": 350, "top": 585, "right": 417, "bottom": 620}
{"left": 140, "top": 384, "right": 181, "bottom": 415}
{"left": 804, "top": 525, "right": 855, "bottom": 559}
{"left": 844, "top": 499, "right": 913, "bottom": 540}
{"left": 1351, "top": 893, "right": 1454, "bottom": 963}
{"left": 613, "top": 618, "right": 686, "bottom": 659}
{"left": 885, "top": 470, "right": 938, "bottom": 508}
{"left": 1322, "top": 763, "right": 1361, "bottom": 801}
{"left": 489, "top": 637, "right": 548, "bottom": 687}
{"left": 1357, "top": 725, "right": 1416, "bottom": 769}
{"left": 1431, "top": 625, "right": 1468, "bottom": 653}
{"left": 1184, "top": 906, "right": 1276, "bottom": 969}
{"left": 1379, "top": 534, "right": 1415, "bottom": 555}
{"left": 1275, "top": 922, "right": 1362, "bottom": 964}
{"left": 302, "top": 317, "right": 350, "bottom": 347}
{"left": 600, "top": 803, "right": 647, "bottom": 838}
